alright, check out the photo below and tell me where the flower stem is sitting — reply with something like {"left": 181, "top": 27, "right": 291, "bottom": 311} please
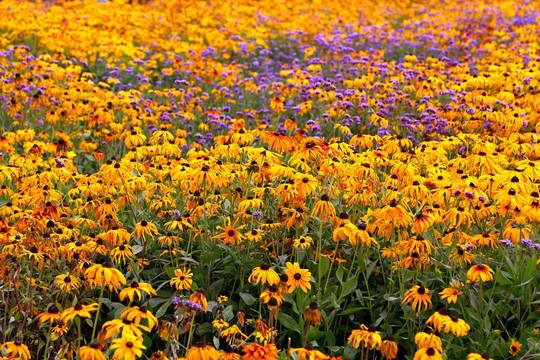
{"left": 91, "top": 285, "right": 106, "bottom": 342}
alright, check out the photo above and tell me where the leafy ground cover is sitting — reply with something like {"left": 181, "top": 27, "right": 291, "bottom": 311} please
{"left": 0, "top": 0, "right": 538, "bottom": 359}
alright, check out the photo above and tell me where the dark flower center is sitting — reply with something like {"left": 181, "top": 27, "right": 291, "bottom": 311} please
{"left": 426, "top": 348, "right": 435, "bottom": 356}
{"left": 477, "top": 264, "right": 485, "bottom": 270}
{"left": 260, "top": 263, "right": 270, "bottom": 270}
{"left": 126, "top": 342, "right": 133, "bottom": 348}
{"left": 74, "top": 303, "right": 83, "bottom": 311}
{"left": 417, "top": 287, "right": 426, "bottom": 295}
{"left": 130, "top": 281, "right": 139, "bottom": 288}
{"left": 309, "top": 302, "right": 318, "bottom": 310}
{"left": 294, "top": 273, "right": 302, "bottom": 280}
{"left": 368, "top": 325, "right": 377, "bottom": 332}
{"left": 227, "top": 230, "right": 235, "bottom": 237}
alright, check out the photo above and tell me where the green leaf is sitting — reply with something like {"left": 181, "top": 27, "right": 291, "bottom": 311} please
{"left": 341, "top": 275, "right": 358, "bottom": 298}
{"left": 320, "top": 256, "right": 331, "bottom": 277}
{"left": 307, "top": 326, "right": 325, "bottom": 342}
{"left": 336, "top": 266, "right": 344, "bottom": 284}
{"left": 223, "top": 305, "right": 234, "bottom": 322}
{"left": 165, "top": 267, "right": 176, "bottom": 278}
{"left": 523, "top": 256, "right": 537, "bottom": 283}
{"left": 278, "top": 312, "right": 301, "bottom": 333}
{"left": 495, "top": 269, "right": 512, "bottom": 286}
{"left": 155, "top": 301, "right": 170, "bottom": 319}
{"left": 239, "top": 292, "right": 257, "bottom": 306}
{"left": 338, "top": 307, "right": 364, "bottom": 316}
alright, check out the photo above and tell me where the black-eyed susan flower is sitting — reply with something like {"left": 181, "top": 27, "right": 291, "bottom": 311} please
{"left": 466, "top": 264, "right": 494, "bottom": 283}
{"left": 303, "top": 302, "right": 322, "bottom": 326}
{"left": 186, "top": 342, "right": 219, "bottom": 360}
{"left": 1, "top": 340, "right": 31, "bottom": 360}
{"left": 215, "top": 217, "right": 246, "bottom": 245}
{"left": 380, "top": 334, "right": 398, "bottom": 359}
{"left": 35, "top": 304, "right": 62, "bottom": 324}
{"left": 111, "top": 244, "right": 137, "bottom": 264}
{"left": 311, "top": 194, "right": 336, "bottom": 220}
{"left": 248, "top": 263, "right": 280, "bottom": 286}
{"left": 414, "top": 330, "right": 442, "bottom": 351}
{"left": 110, "top": 334, "right": 146, "bottom": 360}
{"left": 85, "top": 261, "right": 126, "bottom": 290}
{"left": 467, "top": 354, "right": 493, "bottom": 360}
{"left": 426, "top": 307, "right": 450, "bottom": 333}
{"left": 509, "top": 339, "right": 522, "bottom": 356}
{"left": 347, "top": 324, "right": 382, "bottom": 350}
{"left": 284, "top": 262, "right": 311, "bottom": 293}
{"left": 290, "top": 344, "right": 326, "bottom": 360}
{"left": 121, "top": 306, "right": 158, "bottom": 331}
{"left": 439, "top": 283, "right": 463, "bottom": 304}
{"left": 441, "top": 316, "right": 471, "bottom": 336}
{"left": 212, "top": 319, "right": 229, "bottom": 330}
{"left": 119, "top": 281, "right": 157, "bottom": 302}
{"left": 189, "top": 289, "right": 208, "bottom": 312}
{"left": 293, "top": 235, "right": 312, "bottom": 250}
{"left": 133, "top": 220, "right": 159, "bottom": 241}
{"left": 245, "top": 228, "right": 264, "bottom": 242}
{"left": 260, "top": 285, "right": 284, "bottom": 306}
{"left": 220, "top": 325, "right": 248, "bottom": 342}
{"left": 403, "top": 285, "right": 432, "bottom": 312}
{"left": 80, "top": 344, "right": 106, "bottom": 360}
{"left": 170, "top": 268, "right": 193, "bottom": 290}
{"left": 240, "top": 343, "right": 279, "bottom": 360}
{"left": 413, "top": 347, "right": 442, "bottom": 360}
{"left": 61, "top": 303, "right": 99, "bottom": 324}
{"left": 102, "top": 318, "right": 149, "bottom": 341}
{"left": 220, "top": 345, "right": 240, "bottom": 360}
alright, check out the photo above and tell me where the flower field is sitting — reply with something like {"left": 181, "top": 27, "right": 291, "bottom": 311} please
{"left": 0, "top": 0, "right": 539, "bottom": 359}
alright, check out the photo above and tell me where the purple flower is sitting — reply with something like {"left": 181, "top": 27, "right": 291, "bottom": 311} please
{"left": 252, "top": 211, "right": 263, "bottom": 218}
{"left": 500, "top": 239, "right": 514, "bottom": 247}
{"left": 478, "top": 196, "right": 486, "bottom": 202}
{"left": 465, "top": 243, "right": 474, "bottom": 251}
{"left": 464, "top": 191, "right": 475, "bottom": 200}
{"left": 521, "top": 238, "right": 533, "bottom": 248}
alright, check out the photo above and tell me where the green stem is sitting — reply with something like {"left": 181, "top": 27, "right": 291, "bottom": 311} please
{"left": 91, "top": 285, "right": 106, "bottom": 342}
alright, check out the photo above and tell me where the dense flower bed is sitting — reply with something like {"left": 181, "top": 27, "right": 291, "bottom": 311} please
{"left": 0, "top": 0, "right": 538, "bottom": 359}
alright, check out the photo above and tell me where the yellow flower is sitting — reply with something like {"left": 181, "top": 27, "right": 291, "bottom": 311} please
{"left": 133, "top": 220, "right": 159, "bottom": 241}
{"left": 110, "top": 334, "right": 146, "bottom": 360}
{"left": 85, "top": 261, "right": 127, "bottom": 290}
{"left": 121, "top": 306, "right": 158, "bottom": 331}
{"left": 248, "top": 263, "right": 280, "bottom": 286}
{"left": 80, "top": 344, "right": 106, "bottom": 360}
{"left": 413, "top": 347, "right": 442, "bottom": 360}
{"left": 61, "top": 303, "right": 99, "bottom": 324}
{"left": 284, "top": 262, "right": 312, "bottom": 293}
{"left": 466, "top": 264, "right": 494, "bottom": 283}
{"left": 119, "top": 281, "right": 157, "bottom": 302}
{"left": 509, "top": 339, "right": 522, "bottom": 356}
{"left": 1, "top": 340, "right": 31, "bottom": 360}
{"left": 170, "top": 268, "right": 193, "bottom": 290}
{"left": 347, "top": 324, "right": 382, "bottom": 350}
{"left": 402, "top": 285, "right": 432, "bottom": 312}
{"left": 187, "top": 343, "right": 219, "bottom": 360}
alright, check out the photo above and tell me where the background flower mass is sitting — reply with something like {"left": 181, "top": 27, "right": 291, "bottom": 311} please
{"left": 0, "top": 0, "right": 539, "bottom": 359}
